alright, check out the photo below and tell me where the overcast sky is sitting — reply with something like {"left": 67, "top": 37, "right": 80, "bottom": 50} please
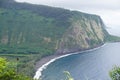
{"left": 15, "top": 0, "right": 120, "bottom": 35}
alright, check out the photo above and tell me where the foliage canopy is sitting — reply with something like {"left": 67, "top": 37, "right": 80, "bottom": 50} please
{"left": 0, "top": 57, "right": 34, "bottom": 80}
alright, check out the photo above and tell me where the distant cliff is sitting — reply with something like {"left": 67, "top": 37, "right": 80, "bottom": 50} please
{"left": 56, "top": 11, "right": 109, "bottom": 54}
{"left": 0, "top": 0, "right": 109, "bottom": 55}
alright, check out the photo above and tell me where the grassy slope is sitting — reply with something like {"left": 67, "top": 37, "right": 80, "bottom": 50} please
{"left": 0, "top": 7, "right": 70, "bottom": 76}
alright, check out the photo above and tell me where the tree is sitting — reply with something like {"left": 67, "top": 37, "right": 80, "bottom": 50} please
{"left": 109, "top": 66, "right": 120, "bottom": 80}
{"left": 0, "top": 57, "right": 34, "bottom": 80}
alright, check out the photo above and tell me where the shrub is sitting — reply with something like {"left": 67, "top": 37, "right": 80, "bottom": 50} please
{"left": 0, "top": 57, "right": 35, "bottom": 80}
{"left": 109, "top": 66, "right": 120, "bottom": 80}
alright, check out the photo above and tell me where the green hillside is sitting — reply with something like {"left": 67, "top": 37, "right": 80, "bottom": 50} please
{"left": 0, "top": 8, "right": 67, "bottom": 55}
{"left": 0, "top": 0, "right": 117, "bottom": 77}
{"left": 0, "top": 0, "right": 73, "bottom": 76}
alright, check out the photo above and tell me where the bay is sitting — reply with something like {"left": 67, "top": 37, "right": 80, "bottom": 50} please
{"left": 41, "top": 43, "right": 120, "bottom": 80}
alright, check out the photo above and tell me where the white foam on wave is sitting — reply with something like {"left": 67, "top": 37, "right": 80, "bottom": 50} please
{"left": 34, "top": 44, "right": 106, "bottom": 79}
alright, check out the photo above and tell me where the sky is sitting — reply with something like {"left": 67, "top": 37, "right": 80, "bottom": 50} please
{"left": 15, "top": 0, "right": 120, "bottom": 36}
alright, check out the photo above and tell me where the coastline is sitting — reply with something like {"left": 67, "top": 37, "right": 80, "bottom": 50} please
{"left": 35, "top": 55, "right": 61, "bottom": 71}
{"left": 34, "top": 44, "right": 106, "bottom": 79}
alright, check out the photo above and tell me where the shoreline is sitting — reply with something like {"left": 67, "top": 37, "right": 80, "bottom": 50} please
{"left": 35, "top": 54, "right": 62, "bottom": 71}
{"left": 34, "top": 44, "right": 106, "bottom": 79}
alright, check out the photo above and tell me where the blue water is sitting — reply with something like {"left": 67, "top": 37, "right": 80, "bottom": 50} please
{"left": 41, "top": 43, "right": 120, "bottom": 80}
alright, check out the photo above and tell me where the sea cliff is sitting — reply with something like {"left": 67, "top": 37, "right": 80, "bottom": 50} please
{"left": 0, "top": 0, "right": 111, "bottom": 77}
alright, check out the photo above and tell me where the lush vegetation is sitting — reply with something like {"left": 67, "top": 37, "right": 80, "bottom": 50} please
{"left": 0, "top": 0, "right": 73, "bottom": 76}
{"left": 0, "top": 8, "right": 69, "bottom": 54}
{"left": 0, "top": 57, "right": 72, "bottom": 80}
{"left": 0, "top": 1, "right": 73, "bottom": 75}
{"left": 0, "top": 0, "right": 119, "bottom": 78}
{"left": 109, "top": 66, "right": 120, "bottom": 80}
{"left": 0, "top": 0, "right": 72, "bottom": 27}
{"left": 0, "top": 53, "right": 41, "bottom": 76}
{"left": 0, "top": 57, "right": 34, "bottom": 80}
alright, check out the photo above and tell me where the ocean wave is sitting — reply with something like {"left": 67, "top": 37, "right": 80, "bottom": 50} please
{"left": 34, "top": 44, "right": 106, "bottom": 79}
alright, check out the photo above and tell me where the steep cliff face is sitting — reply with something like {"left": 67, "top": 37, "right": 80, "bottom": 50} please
{"left": 0, "top": 0, "right": 109, "bottom": 55}
{"left": 56, "top": 11, "right": 108, "bottom": 54}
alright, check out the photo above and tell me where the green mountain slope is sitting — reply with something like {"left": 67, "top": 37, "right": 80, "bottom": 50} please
{"left": 0, "top": 0, "right": 73, "bottom": 55}
{"left": 0, "top": 8, "right": 68, "bottom": 55}
{"left": 56, "top": 11, "right": 109, "bottom": 54}
{"left": 0, "top": 0, "right": 109, "bottom": 55}
{"left": 0, "top": 0, "right": 113, "bottom": 76}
